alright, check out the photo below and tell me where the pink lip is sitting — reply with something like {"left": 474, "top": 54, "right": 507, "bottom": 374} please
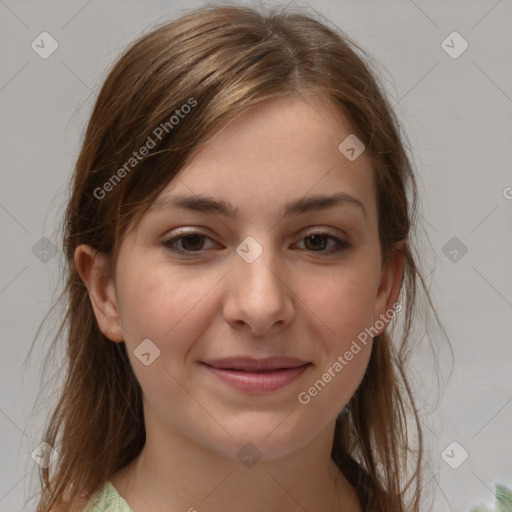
{"left": 203, "top": 356, "right": 309, "bottom": 371}
{"left": 201, "top": 357, "right": 311, "bottom": 393}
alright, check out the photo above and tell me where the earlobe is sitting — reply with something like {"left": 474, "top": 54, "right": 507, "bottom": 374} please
{"left": 74, "top": 244, "right": 124, "bottom": 342}
{"left": 372, "top": 242, "right": 405, "bottom": 336}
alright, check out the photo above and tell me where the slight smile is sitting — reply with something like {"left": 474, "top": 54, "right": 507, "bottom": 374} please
{"left": 201, "top": 357, "right": 312, "bottom": 393}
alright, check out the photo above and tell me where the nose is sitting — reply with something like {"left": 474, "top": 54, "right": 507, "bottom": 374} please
{"left": 222, "top": 243, "right": 295, "bottom": 337}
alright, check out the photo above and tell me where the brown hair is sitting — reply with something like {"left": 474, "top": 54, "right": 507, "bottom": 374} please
{"left": 27, "top": 3, "right": 445, "bottom": 511}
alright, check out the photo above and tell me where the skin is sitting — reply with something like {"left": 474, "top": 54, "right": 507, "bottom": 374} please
{"left": 75, "top": 94, "right": 403, "bottom": 512}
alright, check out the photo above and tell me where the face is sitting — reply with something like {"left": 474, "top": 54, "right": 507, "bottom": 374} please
{"left": 79, "top": 94, "right": 402, "bottom": 461}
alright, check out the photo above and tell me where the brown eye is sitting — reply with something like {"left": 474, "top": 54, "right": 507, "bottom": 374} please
{"left": 303, "top": 233, "right": 329, "bottom": 251}
{"left": 162, "top": 232, "right": 216, "bottom": 253}
{"left": 296, "top": 232, "right": 351, "bottom": 254}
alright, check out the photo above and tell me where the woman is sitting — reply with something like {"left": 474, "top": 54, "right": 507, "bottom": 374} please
{"left": 33, "top": 4, "right": 440, "bottom": 511}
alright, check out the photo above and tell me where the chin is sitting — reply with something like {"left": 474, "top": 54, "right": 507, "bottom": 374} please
{"left": 201, "top": 413, "right": 321, "bottom": 463}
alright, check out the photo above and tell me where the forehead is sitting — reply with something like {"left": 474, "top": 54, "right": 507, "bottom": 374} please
{"left": 150, "top": 94, "right": 377, "bottom": 225}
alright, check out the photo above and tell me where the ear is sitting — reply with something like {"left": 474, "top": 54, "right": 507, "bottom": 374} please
{"left": 74, "top": 244, "right": 124, "bottom": 342}
{"left": 372, "top": 240, "right": 405, "bottom": 335}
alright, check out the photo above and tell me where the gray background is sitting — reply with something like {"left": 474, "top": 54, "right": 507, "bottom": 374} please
{"left": 1, "top": 1, "right": 511, "bottom": 511}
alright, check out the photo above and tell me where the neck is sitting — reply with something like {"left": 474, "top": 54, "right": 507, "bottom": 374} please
{"left": 111, "top": 405, "right": 361, "bottom": 512}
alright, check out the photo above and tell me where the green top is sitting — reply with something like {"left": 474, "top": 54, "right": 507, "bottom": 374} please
{"left": 83, "top": 481, "right": 133, "bottom": 512}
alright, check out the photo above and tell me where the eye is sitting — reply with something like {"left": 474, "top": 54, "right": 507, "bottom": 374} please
{"left": 162, "top": 229, "right": 351, "bottom": 256}
{"left": 162, "top": 231, "right": 216, "bottom": 253}
{"left": 293, "top": 231, "right": 351, "bottom": 255}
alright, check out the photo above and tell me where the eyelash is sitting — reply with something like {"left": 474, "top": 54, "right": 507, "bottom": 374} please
{"left": 161, "top": 230, "right": 351, "bottom": 256}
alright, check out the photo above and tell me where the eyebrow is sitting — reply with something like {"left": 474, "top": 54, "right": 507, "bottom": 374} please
{"left": 149, "top": 192, "right": 367, "bottom": 220}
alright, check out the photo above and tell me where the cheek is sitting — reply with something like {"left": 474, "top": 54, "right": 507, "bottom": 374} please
{"left": 312, "top": 264, "right": 379, "bottom": 343}
{"left": 300, "top": 342, "right": 372, "bottom": 423}
{"left": 115, "top": 264, "right": 223, "bottom": 417}
{"left": 295, "top": 267, "right": 377, "bottom": 411}
{"left": 116, "top": 261, "right": 222, "bottom": 364}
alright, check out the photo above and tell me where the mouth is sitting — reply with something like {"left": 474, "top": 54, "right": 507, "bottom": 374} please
{"left": 200, "top": 357, "right": 312, "bottom": 393}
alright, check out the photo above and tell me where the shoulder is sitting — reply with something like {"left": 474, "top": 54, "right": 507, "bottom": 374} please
{"left": 83, "top": 481, "right": 134, "bottom": 512}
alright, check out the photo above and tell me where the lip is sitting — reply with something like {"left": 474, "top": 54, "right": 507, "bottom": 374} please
{"left": 201, "top": 357, "right": 311, "bottom": 393}
{"left": 203, "top": 356, "right": 309, "bottom": 371}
